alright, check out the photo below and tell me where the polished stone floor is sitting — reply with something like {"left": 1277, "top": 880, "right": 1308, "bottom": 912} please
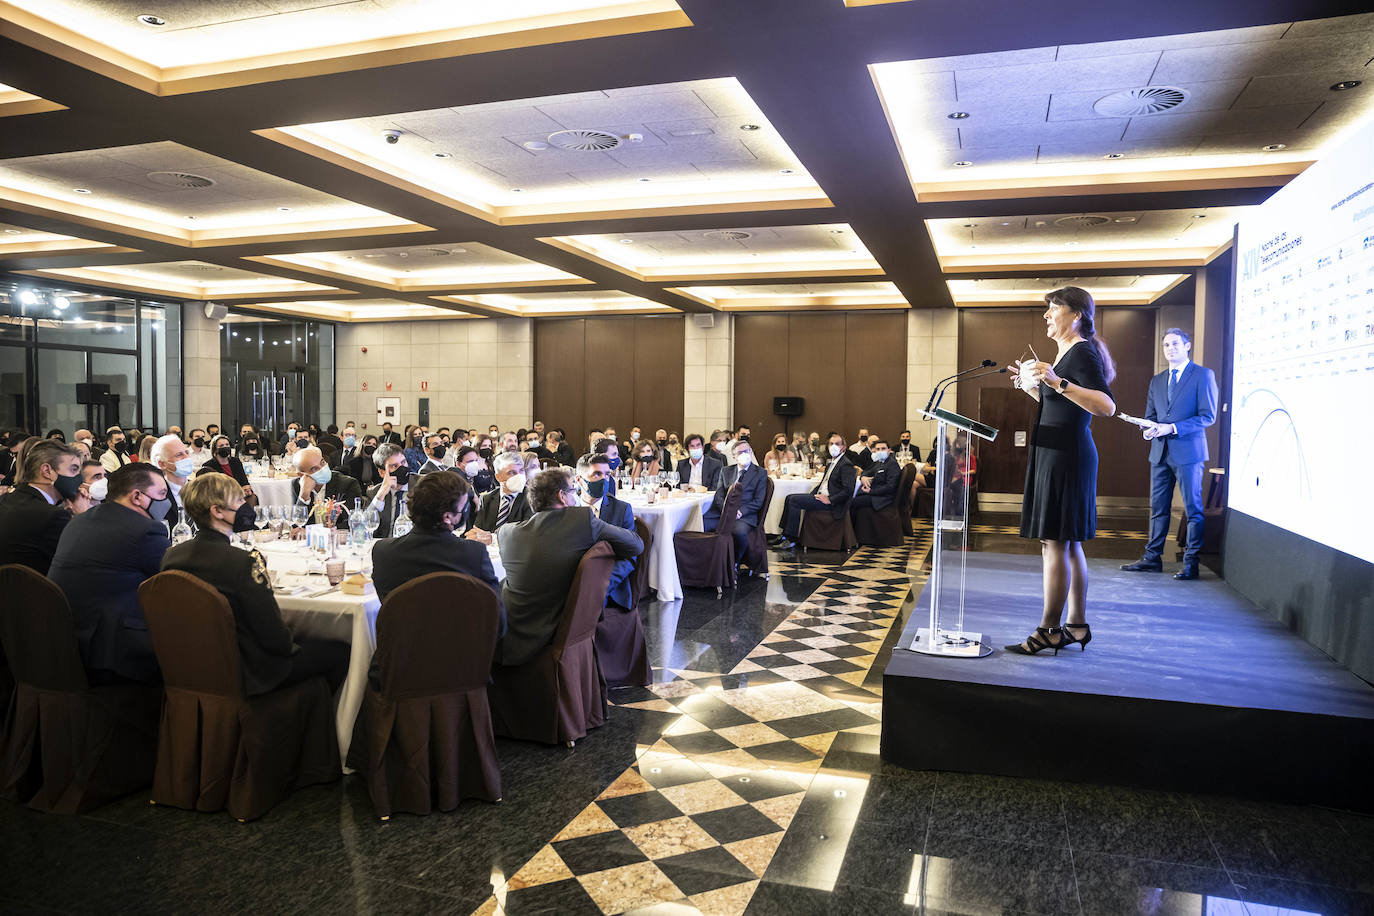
{"left": 2, "top": 512, "right": 1372, "bottom": 915}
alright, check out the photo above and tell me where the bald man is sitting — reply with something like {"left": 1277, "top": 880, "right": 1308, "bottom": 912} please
{"left": 290, "top": 446, "right": 362, "bottom": 529}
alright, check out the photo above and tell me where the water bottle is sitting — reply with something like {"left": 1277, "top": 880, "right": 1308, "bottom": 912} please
{"left": 348, "top": 498, "right": 368, "bottom": 549}
{"left": 392, "top": 494, "right": 412, "bottom": 538}
{"left": 170, "top": 516, "right": 193, "bottom": 546}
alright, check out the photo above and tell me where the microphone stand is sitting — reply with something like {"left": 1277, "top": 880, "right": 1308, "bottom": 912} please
{"left": 930, "top": 366, "right": 1009, "bottom": 413}
{"left": 924, "top": 360, "right": 995, "bottom": 413}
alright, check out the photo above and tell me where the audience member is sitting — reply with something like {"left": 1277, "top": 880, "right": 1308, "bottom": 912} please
{"left": 593, "top": 436, "right": 624, "bottom": 474}
{"left": 0, "top": 439, "right": 87, "bottom": 573}
{"left": 549, "top": 429, "right": 576, "bottom": 467}
{"left": 779, "top": 432, "right": 856, "bottom": 547}
{"left": 629, "top": 439, "right": 660, "bottom": 480}
{"left": 292, "top": 446, "right": 362, "bottom": 528}
{"left": 704, "top": 439, "right": 768, "bottom": 566}
{"left": 136, "top": 434, "right": 157, "bottom": 464}
{"left": 676, "top": 433, "right": 723, "bottom": 491}
{"left": 576, "top": 453, "right": 637, "bottom": 609}
{"left": 80, "top": 459, "right": 106, "bottom": 504}
{"left": 195, "top": 434, "right": 255, "bottom": 501}
{"left": 378, "top": 421, "right": 402, "bottom": 446}
{"left": 416, "top": 433, "right": 447, "bottom": 475}
{"left": 150, "top": 433, "right": 194, "bottom": 526}
{"left": 496, "top": 467, "right": 642, "bottom": 666}
{"left": 100, "top": 425, "right": 133, "bottom": 473}
{"left": 186, "top": 428, "right": 211, "bottom": 466}
{"left": 456, "top": 445, "right": 497, "bottom": 496}
{"left": 332, "top": 424, "right": 359, "bottom": 468}
{"left": 236, "top": 425, "right": 266, "bottom": 460}
{"left": 162, "top": 473, "right": 348, "bottom": 695}
{"left": 347, "top": 434, "right": 382, "bottom": 488}
{"left": 764, "top": 433, "right": 799, "bottom": 472}
{"left": 851, "top": 437, "right": 901, "bottom": 516}
{"left": 49, "top": 463, "right": 171, "bottom": 685}
{"left": 466, "top": 451, "right": 532, "bottom": 542}
{"left": 364, "top": 443, "right": 411, "bottom": 538}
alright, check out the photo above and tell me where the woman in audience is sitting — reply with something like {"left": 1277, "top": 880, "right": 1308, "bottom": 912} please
{"left": 630, "top": 440, "right": 660, "bottom": 480}
{"left": 457, "top": 445, "right": 497, "bottom": 495}
{"left": 402, "top": 426, "right": 427, "bottom": 472}
{"left": 136, "top": 434, "right": 157, "bottom": 464}
{"left": 765, "top": 433, "right": 799, "bottom": 472}
{"left": 195, "top": 434, "right": 256, "bottom": 504}
{"left": 666, "top": 433, "right": 687, "bottom": 464}
{"left": 521, "top": 450, "right": 543, "bottom": 477}
{"left": 46, "top": 428, "right": 67, "bottom": 442}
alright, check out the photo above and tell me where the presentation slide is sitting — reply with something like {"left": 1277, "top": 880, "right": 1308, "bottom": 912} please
{"left": 1231, "top": 113, "right": 1374, "bottom": 565}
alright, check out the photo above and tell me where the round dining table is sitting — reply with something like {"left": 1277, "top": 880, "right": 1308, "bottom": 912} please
{"left": 615, "top": 489, "right": 714, "bottom": 602}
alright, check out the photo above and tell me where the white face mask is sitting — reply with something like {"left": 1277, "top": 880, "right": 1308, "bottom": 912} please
{"left": 87, "top": 477, "right": 108, "bottom": 501}
{"left": 872, "top": 451, "right": 889, "bottom": 463}
{"left": 504, "top": 472, "right": 526, "bottom": 493}
{"left": 829, "top": 444, "right": 843, "bottom": 458}
{"left": 465, "top": 460, "right": 484, "bottom": 475}
{"left": 630, "top": 431, "right": 640, "bottom": 441}
{"left": 735, "top": 452, "right": 753, "bottom": 467}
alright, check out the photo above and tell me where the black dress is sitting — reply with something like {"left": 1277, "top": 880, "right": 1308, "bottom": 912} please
{"left": 1020, "top": 340, "right": 1113, "bottom": 541}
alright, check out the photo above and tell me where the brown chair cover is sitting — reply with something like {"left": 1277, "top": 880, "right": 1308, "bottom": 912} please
{"left": 673, "top": 485, "right": 744, "bottom": 592}
{"left": 138, "top": 571, "right": 339, "bottom": 822}
{"left": 0, "top": 564, "right": 160, "bottom": 814}
{"left": 488, "top": 543, "right": 615, "bottom": 745}
{"left": 800, "top": 506, "right": 858, "bottom": 552}
{"left": 853, "top": 464, "right": 919, "bottom": 547}
{"left": 346, "top": 572, "right": 501, "bottom": 818}
{"left": 740, "top": 476, "right": 774, "bottom": 576}
{"left": 901, "top": 464, "right": 918, "bottom": 537}
{"left": 627, "top": 517, "right": 653, "bottom": 609}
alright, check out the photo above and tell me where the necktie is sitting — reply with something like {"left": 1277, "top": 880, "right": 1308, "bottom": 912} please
{"left": 592, "top": 500, "right": 600, "bottom": 519}
{"left": 497, "top": 493, "right": 512, "bottom": 527}
{"left": 1168, "top": 368, "right": 1178, "bottom": 402}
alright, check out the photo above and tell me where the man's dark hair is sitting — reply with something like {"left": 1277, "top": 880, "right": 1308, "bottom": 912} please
{"left": 736, "top": 424, "right": 750, "bottom": 435}
{"left": 327, "top": 424, "right": 338, "bottom": 434}
{"left": 684, "top": 433, "right": 705, "bottom": 449}
{"left": 22, "top": 440, "right": 80, "bottom": 482}
{"left": 107, "top": 463, "right": 165, "bottom": 503}
{"left": 589, "top": 427, "right": 604, "bottom": 436}
{"left": 1163, "top": 327, "right": 1192, "bottom": 344}
{"left": 407, "top": 470, "right": 471, "bottom": 530}
{"left": 871, "top": 439, "right": 889, "bottom": 450}
{"left": 594, "top": 438, "right": 618, "bottom": 455}
{"left": 528, "top": 466, "right": 573, "bottom": 512}
{"left": 583, "top": 452, "right": 611, "bottom": 471}
{"left": 456, "top": 445, "right": 479, "bottom": 462}
{"left": 81, "top": 459, "right": 103, "bottom": 474}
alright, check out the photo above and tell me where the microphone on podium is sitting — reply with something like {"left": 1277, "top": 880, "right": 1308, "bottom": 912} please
{"left": 925, "top": 360, "right": 996, "bottom": 413}
{"left": 930, "top": 365, "right": 1008, "bottom": 412}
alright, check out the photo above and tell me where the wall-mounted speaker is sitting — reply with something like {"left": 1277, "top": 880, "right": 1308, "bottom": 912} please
{"left": 773, "top": 396, "right": 804, "bottom": 417}
{"left": 692, "top": 313, "right": 715, "bottom": 329}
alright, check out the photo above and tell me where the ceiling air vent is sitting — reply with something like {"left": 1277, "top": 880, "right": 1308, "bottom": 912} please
{"left": 1053, "top": 215, "right": 1112, "bottom": 228}
{"left": 702, "top": 230, "right": 752, "bottom": 241}
{"left": 146, "top": 171, "right": 216, "bottom": 189}
{"left": 546, "top": 129, "right": 623, "bottom": 152}
{"left": 1093, "top": 86, "right": 1189, "bottom": 117}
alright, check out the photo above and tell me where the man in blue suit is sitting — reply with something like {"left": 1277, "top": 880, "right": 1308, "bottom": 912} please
{"left": 703, "top": 439, "right": 768, "bottom": 564}
{"left": 577, "top": 452, "right": 638, "bottom": 609}
{"left": 1122, "top": 328, "right": 1219, "bottom": 580}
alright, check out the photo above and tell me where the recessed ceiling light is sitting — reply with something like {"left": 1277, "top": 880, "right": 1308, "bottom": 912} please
{"left": 2, "top": 229, "right": 21, "bottom": 234}
{"left": 231, "top": 331, "right": 238, "bottom": 337}
{"left": 277, "top": 207, "right": 291, "bottom": 211}
{"left": 1193, "top": 214, "right": 1208, "bottom": 219}
{"left": 778, "top": 168, "right": 795, "bottom": 174}
{"left": 1115, "top": 216, "right": 1137, "bottom": 222}
{"left": 432, "top": 152, "right": 452, "bottom": 159}
{"left": 73, "top": 188, "right": 91, "bottom": 194}
{"left": 1103, "top": 153, "right": 1125, "bottom": 159}
{"left": 947, "top": 112, "right": 970, "bottom": 120}
{"left": 1330, "top": 80, "right": 1362, "bottom": 91}
{"left": 137, "top": 14, "right": 166, "bottom": 26}
{"left": 619, "top": 239, "right": 634, "bottom": 244}
{"left": 952, "top": 161, "right": 972, "bottom": 168}
{"left": 244, "top": 337, "right": 252, "bottom": 342}
{"left": 1000, "top": 222, "right": 1010, "bottom": 226}
{"left": 637, "top": 177, "right": 653, "bottom": 182}
{"left": 739, "top": 124, "right": 760, "bottom": 131}
{"left": 521, "top": 141, "right": 549, "bottom": 151}
{"left": 344, "top": 256, "right": 355, "bottom": 260}
{"left": 962, "top": 223, "right": 975, "bottom": 228}
{"left": 510, "top": 188, "right": 524, "bottom": 193}
{"left": 1261, "top": 143, "right": 1287, "bottom": 151}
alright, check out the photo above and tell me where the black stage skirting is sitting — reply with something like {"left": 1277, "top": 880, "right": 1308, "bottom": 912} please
{"left": 881, "top": 552, "right": 1374, "bottom": 812}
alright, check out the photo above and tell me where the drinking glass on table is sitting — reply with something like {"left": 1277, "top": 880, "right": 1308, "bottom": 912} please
{"left": 667, "top": 470, "right": 679, "bottom": 489}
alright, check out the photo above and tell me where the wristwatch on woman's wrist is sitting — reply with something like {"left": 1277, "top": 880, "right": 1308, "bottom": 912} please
{"left": 1057, "top": 378, "right": 1069, "bottom": 392}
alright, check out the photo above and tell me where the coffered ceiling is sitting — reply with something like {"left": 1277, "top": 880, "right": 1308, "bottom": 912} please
{"left": 0, "top": 0, "right": 1368, "bottom": 322}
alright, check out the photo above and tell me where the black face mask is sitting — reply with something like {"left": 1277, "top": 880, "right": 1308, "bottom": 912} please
{"left": 113, "top": 440, "right": 127, "bottom": 454}
{"left": 586, "top": 478, "right": 607, "bottom": 499}
{"left": 55, "top": 471, "right": 83, "bottom": 501}
{"left": 231, "top": 502, "right": 257, "bottom": 533}
{"left": 900, "top": 438, "right": 911, "bottom": 445}
{"left": 295, "top": 438, "right": 309, "bottom": 449}
{"left": 216, "top": 447, "right": 232, "bottom": 459}
{"left": 390, "top": 465, "right": 411, "bottom": 487}
{"left": 657, "top": 438, "right": 667, "bottom": 447}
{"left": 193, "top": 436, "right": 205, "bottom": 448}
{"left": 478, "top": 447, "right": 493, "bottom": 460}
{"left": 431, "top": 445, "right": 446, "bottom": 460}
{"left": 639, "top": 453, "right": 654, "bottom": 463}
{"left": 775, "top": 444, "right": 786, "bottom": 452}
{"left": 245, "top": 440, "right": 259, "bottom": 450}
{"left": 363, "top": 444, "right": 376, "bottom": 455}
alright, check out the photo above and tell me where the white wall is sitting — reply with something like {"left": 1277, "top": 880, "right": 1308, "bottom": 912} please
{"left": 334, "top": 318, "right": 533, "bottom": 434}
{"left": 182, "top": 306, "right": 222, "bottom": 431}
{"left": 683, "top": 314, "right": 733, "bottom": 436}
{"left": 905, "top": 309, "right": 960, "bottom": 444}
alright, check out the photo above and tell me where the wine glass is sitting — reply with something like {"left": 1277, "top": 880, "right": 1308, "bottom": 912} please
{"left": 667, "top": 470, "right": 679, "bottom": 489}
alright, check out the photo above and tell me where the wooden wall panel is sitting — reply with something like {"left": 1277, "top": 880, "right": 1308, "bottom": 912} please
{"left": 630, "top": 315, "right": 684, "bottom": 437}
{"left": 733, "top": 311, "right": 907, "bottom": 448}
{"left": 534, "top": 318, "right": 585, "bottom": 444}
{"left": 1096, "top": 307, "right": 1155, "bottom": 497}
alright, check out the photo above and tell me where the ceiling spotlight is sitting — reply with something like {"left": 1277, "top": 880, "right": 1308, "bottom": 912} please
{"left": 1115, "top": 217, "right": 1137, "bottom": 222}
{"left": 952, "top": 160, "right": 972, "bottom": 168}
{"left": 137, "top": 14, "right": 166, "bottom": 26}
{"left": 1193, "top": 213, "right": 1208, "bottom": 219}
{"left": 739, "top": 124, "right": 760, "bottom": 131}
{"left": 1330, "top": 80, "right": 1362, "bottom": 91}
{"left": 510, "top": 188, "right": 524, "bottom": 193}
{"left": 432, "top": 152, "right": 452, "bottom": 159}
{"left": 53, "top": 296, "right": 70, "bottom": 310}
{"left": 1261, "top": 143, "right": 1287, "bottom": 151}
{"left": 231, "top": 331, "right": 238, "bottom": 336}
{"left": 778, "top": 168, "right": 795, "bottom": 174}
{"left": 619, "top": 239, "right": 634, "bottom": 244}
{"left": 1103, "top": 152, "right": 1125, "bottom": 159}
{"left": 962, "top": 223, "right": 975, "bottom": 228}
{"left": 1000, "top": 221, "right": 1010, "bottom": 226}
{"left": 73, "top": 188, "right": 92, "bottom": 194}
{"left": 382, "top": 129, "right": 402, "bottom": 145}
{"left": 272, "top": 340, "right": 279, "bottom": 346}
{"left": 947, "top": 112, "right": 970, "bottom": 120}
{"left": 521, "top": 140, "right": 549, "bottom": 151}
{"left": 637, "top": 177, "right": 653, "bottom": 182}
{"left": 18, "top": 289, "right": 37, "bottom": 306}
{"left": 277, "top": 206, "right": 292, "bottom": 212}
{"left": 2, "top": 228, "right": 21, "bottom": 234}
{"left": 244, "top": 337, "right": 252, "bottom": 342}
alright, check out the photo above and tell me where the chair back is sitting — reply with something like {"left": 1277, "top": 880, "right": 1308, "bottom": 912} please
{"left": 0, "top": 564, "right": 88, "bottom": 691}
{"left": 374, "top": 572, "right": 500, "bottom": 698}
{"left": 138, "top": 571, "right": 243, "bottom": 697}
{"left": 898, "top": 463, "right": 918, "bottom": 516}
{"left": 758, "top": 476, "right": 775, "bottom": 526}
{"left": 629, "top": 517, "right": 653, "bottom": 607}
{"left": 713, "top": 484, "right": 745, "bottom": 539}
{"left": 553, "top": 542, "right": 615, "bottom": 650}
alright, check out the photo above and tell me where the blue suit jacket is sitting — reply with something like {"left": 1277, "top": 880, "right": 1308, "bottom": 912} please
{"left": 596, "top": 494, "right": 637, "bottom": 610}
{"left": 1145, "top": 362, "right": 1218, "bottom": 465}
{"left": 707, "top": 463, "right": 768, "bottom": 528}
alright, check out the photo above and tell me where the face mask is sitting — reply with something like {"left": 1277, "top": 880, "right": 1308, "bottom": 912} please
{"left": 607, "top": 455, "right": 621, "bottom": 471}
{"left": 431, "top": 445, "right": 446, "bottom": 461}
{"left": 55, "top": 471, "right": 84, "bottom": 501}
{"left": 196, "top": 437, "right": 208, "bottom": 448}
{"left": 87, "top": 477, "right": 107, "bottom": 501}
{"left": 775, "top": 444, "right": 786, "bottom": 452}
{"left": 689, "top": 447, "right": 703, "bottom": 460}
{"left": 504, "top": 472, "right": 527, "bottom": 493}
{"left": 736, "top": 452, "right": 753, "bottom": 467}
{"left": 465, "top": 460, "right": 484, "bottom": 476}
{"left": 113, "top": 440, "right": 126, "bottom": 453}
{"left": 146, "top": 494, "right": 172, "bottom": 522}
{"left": 311, "top": 466, "right": 332, "bottom": 486}
{"left": 296, "top": 438, "right": 309, "bottom": 449}
{"left": 713, "top": 442, "right": 726, "bottom": 454}
{"left": 245, "top": 440, "right": 258, "bottom": 449}
{"left": 287, "top": 430, "right": 297, "bottom": 438}
{"left": 829, "top": 444, "right": 842, "bottom": 458}
{"left": 390, "top": 465, "right": 410, "bottom": 487}
{"left": 527, "top": 440, "right": 539, "bottom": 449}
{"left": 216, "top": 447, "right": 232, "bottom": 459}
{"left": 640, "top": 453, "right": 654, "bottom": 463}
{"left": 231, "top": 502, "right": 257, "bottom": 533}
{"left": 901, "top": 438, "right": 911, "bottom": 445}
{"left": 657, "top": 438, "right": 667, "bottom": 447}
{"left": 478, "top": 447, "right": 493, "bottom": 459}
{"left": 586, "top": 478, "right": 607, "bottom": 499}
{"left": 873, "top": 451, "right": 889, "bottom": 463}
{"left": 630, "top": 432, "right": 640, "bottom": 441}
{"left": 363, "top": 444, "right": 376, "bottom": 455}
{"left": 344, "top": 436, "right": 356, "bottom": 448}
{"left": 173, "top": 457, "right": 195, "bottom": 478}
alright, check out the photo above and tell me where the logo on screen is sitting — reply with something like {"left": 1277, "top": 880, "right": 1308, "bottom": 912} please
{"left": 1242, "top": 247, "right": 1259, "bottom": 283}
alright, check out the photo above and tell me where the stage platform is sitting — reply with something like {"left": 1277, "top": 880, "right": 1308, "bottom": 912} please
{"left": 881, "top": 552, "right": 1374, "bottom": 812}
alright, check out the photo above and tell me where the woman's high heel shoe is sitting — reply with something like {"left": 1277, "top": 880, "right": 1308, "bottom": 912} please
{"left": 1004, "top": 627, "right": 1064, "bottom": 656}
{"left": 1059, "top": 623, "right": 1092, "bottom": 651}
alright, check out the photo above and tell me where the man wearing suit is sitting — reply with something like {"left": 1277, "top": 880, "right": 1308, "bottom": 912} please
{"left": 676, "top": 433, "right": 723, "bottom": 491}
{"left": 1122, "top": 328, "right": 1219, "bottom": 580}
{"left": 850, "top": 438, "right": 901, "bottom": 514}
{"left": 416, "top": 433, "right": 448, "bottom": 475}
{"left": 497, "top": 467, "right": 642, "bottom": 666}
{"left": 150, "top": 433, "right": 196, "bottom": 529}
{"left": 331, "top": 424, "right": 359, "bottom": 469}
{"left": 779, "top": 432, "right": 856, "bottom": 546}
{"left": 378, "top": 422, "right": 403, "bottom": 446}
{"left": 99, "top": 425, "right": 133, "bottom": 473}
{"left": 467, "top": 451, "right": 533, "bottom": 537}
{"left": 162, "top": 474, "right": 348, "bottom": 695}
{"left": 49, "top": 464, "right": 170, "bottom": 685}
{"left": 576, "top": 453, "right": 637, "bottom": 610}
{"left": 291, "top": 446, "right": 363, "bottom": 529}
{"left": 703, "top": 440, "right": 768, "bottom": 564}
{"left": 651, "top": 429, "right": 674, "bottom": 471}
{"left": 364, "top": 444, "right": 412, "bottom": 538}
{"left": 0, "top": 440, "right": 88, "bottom": 574}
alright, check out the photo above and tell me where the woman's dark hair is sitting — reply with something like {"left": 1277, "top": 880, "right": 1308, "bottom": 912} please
{"left": 1044, "top": 286, "right": 1116, "bottom": 384}
{"left": 407, "top": 470, "right": 471, "bottom": 530}
{"left": 46, "top": 428, "right": 66, "bottom": 441}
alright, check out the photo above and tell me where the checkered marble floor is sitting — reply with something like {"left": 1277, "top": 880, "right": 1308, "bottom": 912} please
{"left": 474, "top": 532, "right": 932, "bottom": 916}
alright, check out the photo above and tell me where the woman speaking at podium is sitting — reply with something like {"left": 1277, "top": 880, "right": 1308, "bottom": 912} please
{"left": 1006, "top": 287, "right": 1116, "bottom": 656}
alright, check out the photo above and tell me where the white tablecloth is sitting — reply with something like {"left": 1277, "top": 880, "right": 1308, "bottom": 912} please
{"left": 254, "top": 535, "right": 502, "bottom": 762}
{"left": 618, "top": 490, "right": 714, "bottom": 602}
{"left": 764, "top": 476, "right": 819, "bottom": 534}
{"left": 249, "top": 476, "right": 296, "bottom": 511}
